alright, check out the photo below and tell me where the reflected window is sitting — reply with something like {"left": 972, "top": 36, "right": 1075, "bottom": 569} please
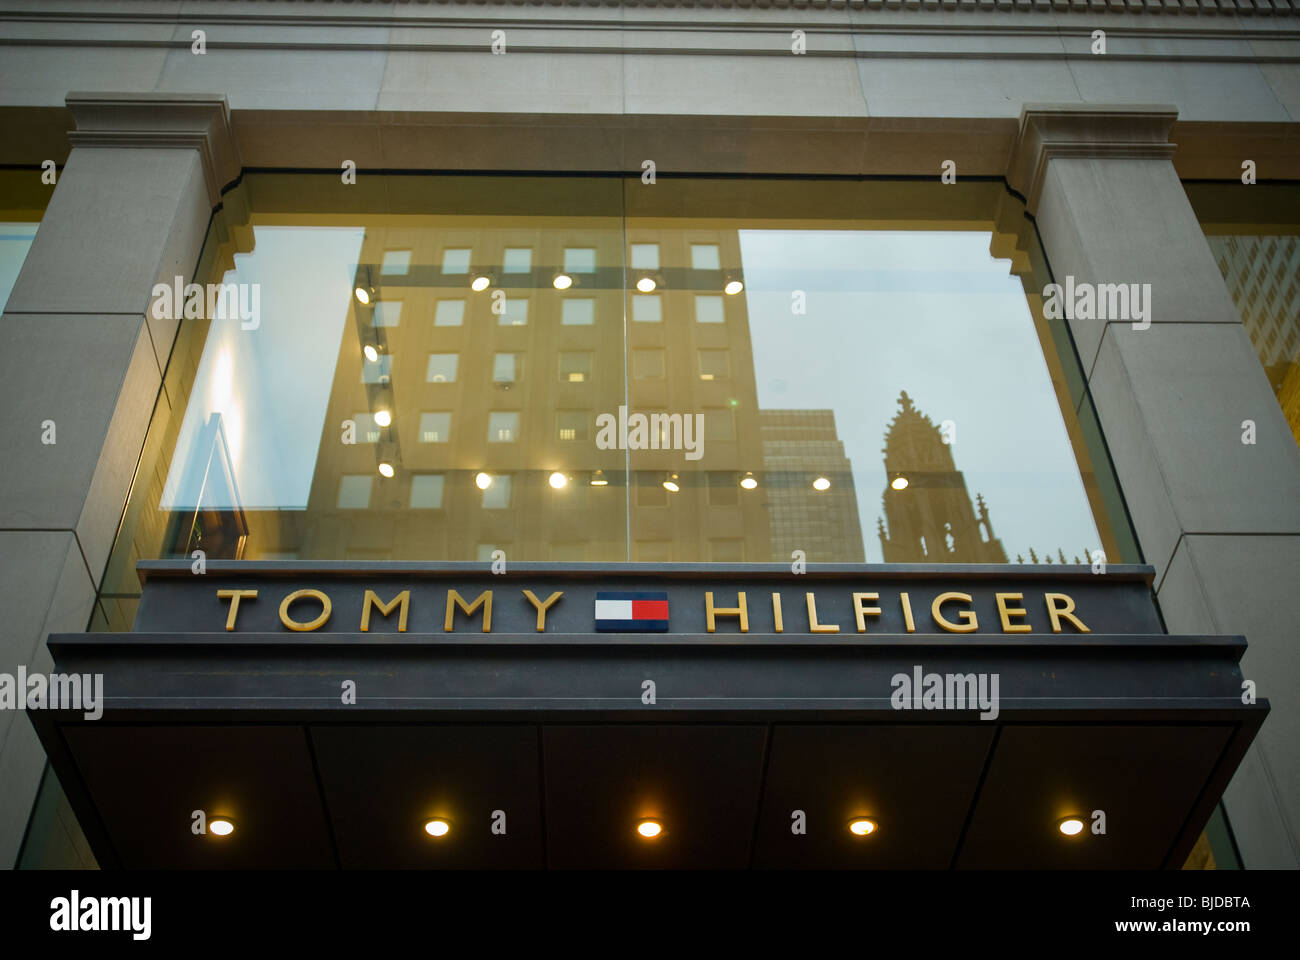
{"left": 353, "top": 412, "right": 382, "bottom": 443}
{"left": 631, "top": 243, "right": 659, "bottom": 270}
{"left": 695, "top": 295, "right": 724, "bottom": 324}
{"left": 557, "top": 411, "right": 588, "bottom": 442}
{"left": 361, "top": 354, "right": 392, "bottom": 384}
{"left": 338, "top": 475, "right": 372, "bottom": 509}
{"left": 426, "top": 354, "right": 458, "bottom": 383}
{"left": 482, "top": 475, "right": 512, "bottom": 509}
{"left": 488, "top": 412, "right": 519, "bottom": 442}
{"left": 562, "top": 298, "right": 595, "bottom": 326}
{"left": 633, "top": 348, "right": 665, "bottom": 379}
{"left": 691, "top": 244, "right": 721, "bottom": 270}
{"left": 698, "top": 349, "right": 730, "bottom": 380}
{"left": 633, "top": 294, "right": 661, "bottom": 323}
{"left": 434, "top": 300, "right": 464, "bottom": 326}
{"left": 419, "top": 412, "right": 451, "bottom": 443}
{"left": 564, "top": 248, "right": 596, "bottom": 273}
{"left": 373, "top": 301, "right": 401, "bottom": 327}
{"left": 493, "top": 353, "right": 519, "bottom": 383}
{"left": 410, "top": 474, "right": 444, "bottom": 509}
{"left": 441, "top": 248, "right": 471, "bottom": 274}
{"left": 381, "top": 250, "right": 411, "bottom": 275}
{"left": 503, "top": 248, "right": 532, "bottom": 273}
{"left": 500, "top": 298, "right": 528, "bottom": 326}
{"left": 559, "top": 352, "right": 591, "bottom": 383}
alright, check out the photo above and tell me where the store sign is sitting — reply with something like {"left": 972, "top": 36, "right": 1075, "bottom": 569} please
{"left": 131, "top": 563, "right": 1163, "bottom": 639}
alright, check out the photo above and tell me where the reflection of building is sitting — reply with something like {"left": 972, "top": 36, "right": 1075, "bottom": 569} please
{"left": 1209, "top": 235, "right": 1300, "bottom": 444}
{"left": 760, "top": 410, "right": 864, "bottom": 562}
{"left": 877, "top": 391, "right": 1006, "bottom": 563}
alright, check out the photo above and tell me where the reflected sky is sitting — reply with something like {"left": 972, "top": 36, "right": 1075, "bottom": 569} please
{"left": 739, "top": 230, "right": 1101, "bottom": 562}
{"left": 0, "top": 223, "right": 38, "bottom": 312}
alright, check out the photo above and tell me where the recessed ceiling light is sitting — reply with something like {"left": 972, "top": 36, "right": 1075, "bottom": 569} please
{"left": 553, "top": 274, "right": 573, "bottom": 290}
{"left": 424, "top": 819, "right": 450, "bottom": 838}
{"left": 475, "top": 472, "right": 493, "bottom": 490}
{"left": 724, "top": 280, "right": 744, "bottom": 295}
{"left": 812, "top": 476, "right": 831, "bottom": 491}
{"left": 377, "top": 462, "right": 395, "bottom": 478}
{"left": 636, "top": 276, "right": 656, "bottom": 293}
{"left": 549, "top": 471, "right": 568, "bottom": 489}
{"left": 354, "top": 286, "right": 371, "bottom": 305}
{"left": 590, "top": 470, "right": 608, "bottom": 486}
{"left": 740, "top": 472, "right": 758, "bottom": 490}
{"left": 363, "top": 344, "right": 379, "bottom": 363}
{"left": 471, "top": 276, "right": 490, "bottom": 292}
{"left": 209, "top": 818, "right": 235, "bottom": 837}
{"left": 636, "top": 820, "right": 663, "bottom": 839}
{"left": 848, "top": 818, "right": 876, "bottom": 837}
{"left": 373, "top": 409, "right": 392, "bottom": 427}
{"left": 891, "top": 476, "right": 909, "bottom": 491}
{"left": 1058, "top": 817, "right": 1085, "bottom": 837}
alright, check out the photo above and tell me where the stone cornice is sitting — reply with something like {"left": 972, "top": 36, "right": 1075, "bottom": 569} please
{"left": 64, "top": 93, "right": 240, "bottom": 208}
{"left": 1007, "top": 103, "right": 1179, "bottom": 213}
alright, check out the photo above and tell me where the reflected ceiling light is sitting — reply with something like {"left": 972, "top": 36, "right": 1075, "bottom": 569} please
{"left": 636, "top": 820, "right": 663, "bottom": 839}
{"left": 848, "top": 818, "right": 877, "bottom": 837}
{"left": 662, "top": 474, "right": 680, "bottom": 493}
{"left": 363, "top": 344, "right": 380, "bottom": 363}
{"left": 549, "top": 471, "right": 568, "bottom": 490}
{"left": 424, "top": 819, "right": 451, "bottom": 838}
{"left": 475, "top": 472, "right": 493, "bottom": 490}
{"left": 812, "top": 476, "right": 831, "bottom": 491}
{"left": 354, "top": 286, "right": 371, "bottom": 305}
{"left": 373, "top": 409, "right": 392, "bottom": 427}
{"left": 590, "top": 470, "right": 609, "bottom": 487}
{"left": 209, "top": 818, "right": 235, "bottom": 837}
{"left": 377, "top": 462, "right": 395, "bottom": 479}
{"left": 740, "top": 472, "right": 758, "bottom": 490}
{"left": 891, "top": 476, "right": 909, "bottom": 491}
{"left": 553, "top": 274, "right": 573, "bottom": 290}
{"left": 724, "top": 280, "right": 744, "bottom": 296}
{"left": 636, "top": 276, "right": 657, "bottom": 293}
{"left": 471, "top": 275, "right": 491, "bottom": 292}
{"left": 1058, "top": 817, "right": 1085, "bottom": 837}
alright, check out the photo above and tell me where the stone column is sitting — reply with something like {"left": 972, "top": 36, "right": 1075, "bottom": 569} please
{"left": 1008, "top": 104, "right": 1300, "bottom": 869}
{"left": 0, "top": 93, "right": 238, "bottom": 867}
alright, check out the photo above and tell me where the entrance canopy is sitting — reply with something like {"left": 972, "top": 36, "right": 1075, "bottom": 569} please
{"left": 33, "top": 562, "right": 1266, "bottom": 869}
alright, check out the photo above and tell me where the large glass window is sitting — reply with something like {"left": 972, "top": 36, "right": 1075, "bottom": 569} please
{"left": 95, "top": 175, "right": 1137, "bottom": 627}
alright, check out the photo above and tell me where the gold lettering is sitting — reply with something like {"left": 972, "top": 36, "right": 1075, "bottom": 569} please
{"left": 446, "top": 589, "right": 493, "bottom": 632}
{"left": 522, "top": 590, "right": 563, "bottom": 632}
{"left": 361, "top": 589, "right": 410, "bottom": 632}
{"left": 932, "top": 592, "right": 977, "bottom": 633}
{"left": 1045, "top": 593, "right": 1090, "bottom": 633}
{"left": 852, "top": 592, "right": 881, "bottom": 633}
{"left": 217, "top": 589, "right": 257, "bottom": 631}
{"left": 900, "top": 592, "right": 916, "bottom": 633}
{"left": 805, "top": 592, "right": 840, "bottom": 633}
{"left": 771, "top": 593, "right": 783, "bottom": 633}
{"left": 996, "top": 592, "right": 1031, "bottom": 633}
{"left": 279, "top": 589, "right": 331, "bottom": 632}
{"left": 705, "top": 591, "right": 748, "bottom": 632}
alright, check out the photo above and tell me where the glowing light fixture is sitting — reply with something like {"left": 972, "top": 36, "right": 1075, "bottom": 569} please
{"left": 662, "top": 474, "right": 680, "bottom": 493}
{"left": 891, "top": 476, "right": 909, "bottom": 491}
{"left": 424, "top": 819, "right": 450, "bottom": 838}
{"left": 553, "top": 274, "right": 573, "bottom": 290}
{"left": 377, "top": 462, "right": 395, "bottom": 479}
{"left": 373, "top": 409, "right": 392, "bottom": 427}
{"left": 475, "top": 472, "right": 493, "bottom": 490}
{"left": 636, "top": 820, "right": 663, "bottom": 839}
{"left": 549, "top": 471, "right": 568, "bottom": 489}
{"left": 354, "top": 286, "right": 371, "bottom": 305}
{"left": 209, "top": 818, "right": 235, "bottom": 837}
{"left": 590, "top": 470, "right": 609, "bottom": 487}
{"left": 1058, "top": 817, "right": 1085, "bottom": 837}
{"left": 724, "top": 280, "right": 744, "bottom": 296}
{"left": 363, "top": 344, "right": 379, "bottom": 363}
{"left": 636, "top": 276, "right": 657, "bottom": 293}
{"left": 740, "top": 472, "right": 758, "bottom": 490}
{"left": 812, "top": 476, "right": 831, "bottom": 491}
{"left": 848, "top": 819, "right": 876, "bottom": 837}
{"left": 471, "top": 275, "right": 491, "bottom": 292}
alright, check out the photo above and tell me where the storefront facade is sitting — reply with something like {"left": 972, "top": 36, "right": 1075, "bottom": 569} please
{"left": 0, "top": 0, "right": 1297, "bottom": 869}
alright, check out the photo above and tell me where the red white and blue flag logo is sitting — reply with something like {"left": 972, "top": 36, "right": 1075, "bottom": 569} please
{"left": 594, "top": 591, "right": 670, "bottom": 632}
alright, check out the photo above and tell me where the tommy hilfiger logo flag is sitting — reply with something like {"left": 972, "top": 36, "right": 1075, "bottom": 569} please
{"left": 594, "top": 591, "right": 670, "bottom": 632}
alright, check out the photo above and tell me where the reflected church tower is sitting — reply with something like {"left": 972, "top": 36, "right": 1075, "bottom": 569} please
{"left": 877, "top": 391, "right": 1007, "bottom": 563}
